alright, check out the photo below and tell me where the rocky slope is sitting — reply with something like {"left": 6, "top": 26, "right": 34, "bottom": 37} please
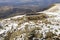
{"left": 0, "top": 4, "right": 60, "bottom": 40}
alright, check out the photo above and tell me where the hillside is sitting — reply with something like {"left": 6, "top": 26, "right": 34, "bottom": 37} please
{"left": 0, "top": 3, "right": 60, "bottom": 40}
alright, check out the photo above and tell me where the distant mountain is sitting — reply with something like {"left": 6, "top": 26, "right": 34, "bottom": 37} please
{"left": 0, "top": 5, "right": 51, "bottom": 19}
{"left": 0, "top": 0, "right": 60, "bottom": 19}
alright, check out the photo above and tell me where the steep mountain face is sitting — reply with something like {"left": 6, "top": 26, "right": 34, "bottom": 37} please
{"left": 38, "top": 3, "right": 60, "bottom": 16}
{"left": 43, "top": 4, "right": 60, "bottom": 12}
{"left": 0, "top": 3, "right": 60, "bottom": 40}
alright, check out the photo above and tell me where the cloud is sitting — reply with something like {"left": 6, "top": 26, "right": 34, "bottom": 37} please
{"left": 19, "top": 0, "right": 43, "bottom": 2}
{"left": 0, "top": 0, "right": 60, "bottom": 3}
{"left": 0, "top": 0, "right": 32, "bottom": 2}
{"left": 0, "top": 0, "right": 11, "bottom": 2}
{"left": 19, "top": 0, "right": 32, "bottom": 2}
{"left": 0, "top": 0, "right": 49, "bottom": 3}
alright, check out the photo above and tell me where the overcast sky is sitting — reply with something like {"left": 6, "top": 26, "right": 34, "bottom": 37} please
{"left": 0, "top": 0, "right": 60, "bottom": 10}
{"left": 0, "top": 0, "right": 43, "bottom": 3}
{"left": 0, "top": 0, "right": 60, "bottom": 3}
{"left": 0, "top": 0, "right": 60, "bottom": 7}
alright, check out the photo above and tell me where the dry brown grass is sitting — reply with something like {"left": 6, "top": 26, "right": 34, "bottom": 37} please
{"left": 26, "top": 13, "right": 48, "bottom": 20}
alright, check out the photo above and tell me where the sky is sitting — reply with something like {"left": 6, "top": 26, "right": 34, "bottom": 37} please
{"left": 0, "top": 0, "right": 60, "bottom": 8}
{"left": 0, "top": 0, "right": 60, "bottom": 3}
{"left": 0, "top": 0, "right": 40, "bottom": 2}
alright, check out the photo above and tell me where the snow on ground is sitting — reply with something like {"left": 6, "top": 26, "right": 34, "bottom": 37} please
{"left": 4, "top": 15, "right": 25, "bottom": 20}
{"left": 0, "top": 3, "right": 60, "bottom": 40}
{"left": 0, "top": 21, "right": 18, "bottom": 34}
